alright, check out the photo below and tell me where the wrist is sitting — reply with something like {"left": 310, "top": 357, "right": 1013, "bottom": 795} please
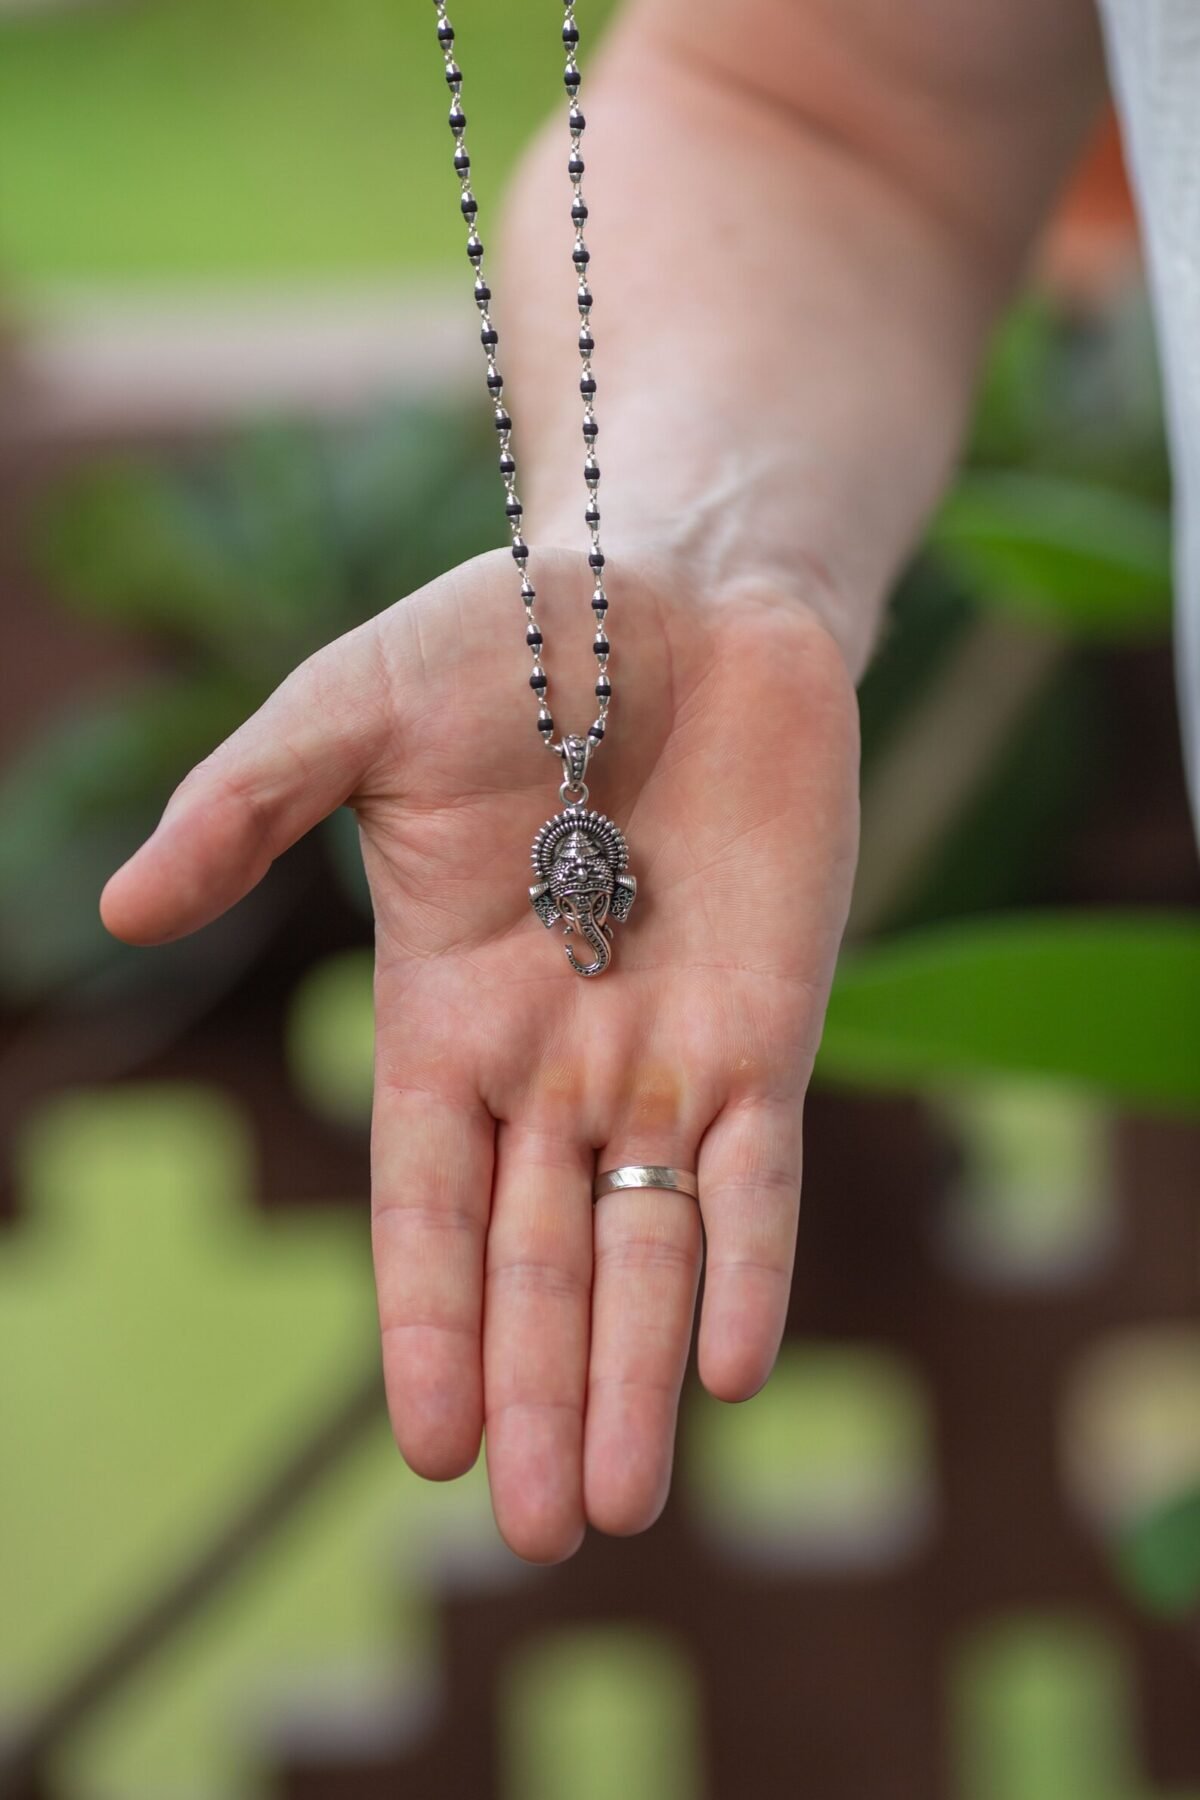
{"left": 521, "top": 521, "right": 871, "bottom": 689}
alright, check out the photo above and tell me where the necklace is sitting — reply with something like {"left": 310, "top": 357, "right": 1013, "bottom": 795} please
{"left": 432, "top": 0, "right": 637, "bottom": 978}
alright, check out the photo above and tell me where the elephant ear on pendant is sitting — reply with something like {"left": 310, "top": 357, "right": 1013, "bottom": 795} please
{"left": 528, "top": 804, "right": 637, "bottom": 976}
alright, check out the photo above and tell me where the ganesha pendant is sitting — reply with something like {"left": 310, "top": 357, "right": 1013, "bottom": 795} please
{"left": 529, "top": 804, "right": 637, "bottom": 978}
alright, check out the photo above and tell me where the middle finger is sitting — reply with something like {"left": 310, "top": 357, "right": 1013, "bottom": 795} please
{"left": 484, "top": 1119, "right": 593, "bottom": 1563}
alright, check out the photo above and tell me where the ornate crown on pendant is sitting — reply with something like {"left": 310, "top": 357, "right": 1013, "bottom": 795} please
{"left": 528, "top": 806, "right": 637, "bottom": 934}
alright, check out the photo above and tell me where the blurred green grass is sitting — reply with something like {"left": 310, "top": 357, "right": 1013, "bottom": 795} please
{"left": 0, "top": 0, "right": 611, "bottom": 286}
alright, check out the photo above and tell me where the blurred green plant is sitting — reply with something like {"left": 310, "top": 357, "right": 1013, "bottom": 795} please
{"left": 853, "top": 293, "right": 1173, "bottom": 929}
{"left": 34, "top": 410, "right": 500, "bottom": 676}
{"left": 930, "top": 470, "right": 1172, "bottom": 641}
{"left": 0, "top": 402, "right": 497, "bottom": 1001}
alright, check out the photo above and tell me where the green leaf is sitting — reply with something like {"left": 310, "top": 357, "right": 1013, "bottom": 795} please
{"left": 1118, "top": 1486, "right": 1200, "bottom": 1618}
{"left": 929, "top": 472, "right": 1172, "bottom": 639}
{"left": 818, "top": 914, "right": 1200, "bottom": 1113}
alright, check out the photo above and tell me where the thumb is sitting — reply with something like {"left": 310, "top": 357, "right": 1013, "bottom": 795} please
{"left": 102, "top": 617, "right": 390, "bottom": 946}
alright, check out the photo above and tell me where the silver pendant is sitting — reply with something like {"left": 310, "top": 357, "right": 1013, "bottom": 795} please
{"left": 529, "top": 804, "right": 637, "bottom": 977}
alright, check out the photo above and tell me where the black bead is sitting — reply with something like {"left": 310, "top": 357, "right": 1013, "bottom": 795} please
{"left": 577, "top": 285, "right": 593, "bottom": 310}
{"left": 563, "top": 20, "right": 579, "bottom": 44}
{"left": 474, "top": 278, "right": 491, "bottom": 303}
{"left": 444, "top": 63, "right": 462, "bottom": 87}
{"left": 526, "top": 628, "right": 543, "bottom": 647}
{"left": 588, "top": 550, "right": 605, "bottom": 570}
{"left": 511, "top": 539, "right": 529, "bottom": 561}
{"left": 591, "top": 593, "right": 608, "bottom": 613}
{"left": 499, "top": 451, "right": 515, "bottom": 474}
{"left": 449, "top": 105, "right": 466, "bottom": 132}
{"left": 480, "top": 325, "right": 498, "bottom": 346}
{"left": 569, "top": 107, "right": 586, "bottom": 131}
{"left": 572, "top": 201, "right": 588, "bottom": 224}
{"left": 486, "top": 369, "right": 503, "bottom": 391}
{"left": 568, "top": 154, "right": 585, "bottom": 178}
{"left": 588, "top": 722, "right": 605, "bottom": 741}
{"left": 564, "top": 65, "right": 581, "bottom": 93}
{"left": 437, "top": 20, "right": 454, "bottom": 43}
{"left": 582, "top": 419, "right": 598, "bottom": 442}
{"left": 460, "top": 192, "right": 477, "bottom": 218}
{"left": 579, "top": 328, "right": 594, "bottom": 353}
{"left": 572, "top": 245, "right": 590, "bottom": 267}
{"left": 493, "top": 410, "right": 511, "bottom": 431}
{"left": 505, "top": 499, "right": 522, "bottom": 519}
{"left": 584, "top": 459, "right": 599, "bottom": 480}
{"left": 537, "top": 715, "right": 555, "bottom": 734}
{"left": 454, "top": 150, "right": 470, "bottom": 174}
{"left": 529, "top": 670, "right": 547, "bottom": 690}
{"left": 580, "top": 374, "right": 596, "bottom": 396}
{"left": 521, "top": 580, "right": 535, "bottom": 600}
{"left": 466, "top": 235, "right": 483, "bottom": 263}
{"left": 595, "top": 678, "right": 612, "bottom": 697}
{"left": 585, "top": 502, "right": 600, "bottom": 524}
{"left": 594, "top": 636, "right": 610, "bottom": 655}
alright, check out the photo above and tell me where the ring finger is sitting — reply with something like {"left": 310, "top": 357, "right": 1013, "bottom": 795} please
{"left": 584, "top": 1122, "right": 704, "bottom": 1536}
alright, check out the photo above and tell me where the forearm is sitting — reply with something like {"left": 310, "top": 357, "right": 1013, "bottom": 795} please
{"left": 498, "top": 0, "right": 1103, "bottom": 678}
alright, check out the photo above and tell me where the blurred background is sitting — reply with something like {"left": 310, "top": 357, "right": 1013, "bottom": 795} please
{"left": 1, "top": 3, "right": 1199, "bottom": 1797}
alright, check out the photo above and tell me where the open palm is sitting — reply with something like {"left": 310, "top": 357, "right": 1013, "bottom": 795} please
{"left": 103, "top": 546, "right": 860, "bottom": 1561}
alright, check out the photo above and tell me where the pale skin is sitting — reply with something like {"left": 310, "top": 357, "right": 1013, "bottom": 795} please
{"left": 102, "top": 0, "right": 1104, "bottom": 1561}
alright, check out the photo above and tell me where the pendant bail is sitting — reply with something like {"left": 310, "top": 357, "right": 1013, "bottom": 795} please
{"left": 558, "top": 732, "right": 592, "bottom": 805}
{"left": 561, "top": 733, "right": 592, "bottom": 790}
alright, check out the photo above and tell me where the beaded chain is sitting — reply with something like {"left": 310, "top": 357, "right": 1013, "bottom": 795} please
{"left": 432, "top": 1, "right": 611, "bottom": 766}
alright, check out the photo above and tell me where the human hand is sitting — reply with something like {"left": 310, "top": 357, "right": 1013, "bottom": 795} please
{"left": 102, "top": 546, "right": 859, "bottom": 1562}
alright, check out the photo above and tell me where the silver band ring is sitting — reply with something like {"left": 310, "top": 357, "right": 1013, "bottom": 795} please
{"left": 593, "top": 1165, "right": 700, "bottom": 1203}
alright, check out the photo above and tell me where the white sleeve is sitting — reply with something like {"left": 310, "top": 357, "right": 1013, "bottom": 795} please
{"left": 1098, "top": 0, "right": 1200, "bottom": 830}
